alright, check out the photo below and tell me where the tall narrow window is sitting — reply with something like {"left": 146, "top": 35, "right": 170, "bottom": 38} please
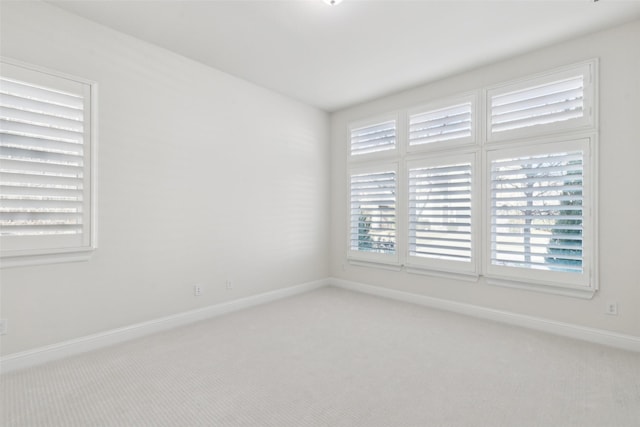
{"left": 486, "top": 139, "right": 592, "bottom": 291}
{"left": 407, "top": 154, "right": 476, "bottom": 275}
{"left": 348, "top": 168, "right": 397, "bottom": 263}
{"left": 0, "top": 59, "right": 96, "bottom": 266}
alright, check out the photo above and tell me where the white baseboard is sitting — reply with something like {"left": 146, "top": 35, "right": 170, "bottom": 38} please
{"left": 329, "top": 277, "right": 640, "bottom": 353}
{"left": 1, "top": 278, "right": 328, "bottom": 373}
{"left": 3, "top": 276, "right": 637, "bottom": 373}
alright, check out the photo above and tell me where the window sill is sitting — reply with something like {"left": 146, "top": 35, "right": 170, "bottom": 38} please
{"left": 1, "top": 249, "right": 95, "bottom": 269}
{"left": 347, "top": 259, "right": 402, "bottom": 272}
{"left": 347, "top": 259, "right": 480, "bottom": 281}
{"left": 405, "top": 266, "right": 479, "bottom": 282}
{"left": 346, "top": 260, "right": 596, "bottom": 299}
{"left": 486, "top": 277, "right": 596, "bottom": 299}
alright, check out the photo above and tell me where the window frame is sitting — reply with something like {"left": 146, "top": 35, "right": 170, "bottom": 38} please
{"left": 0, "top": 57, "right": 98, "bottom": 268}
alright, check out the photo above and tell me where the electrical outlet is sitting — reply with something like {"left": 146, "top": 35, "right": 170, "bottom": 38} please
{"left": 194, "top": 284, "right": 202, "bottom": 296}
{"left": 0, "top": 319, "right": 7, "bottom": 335}
{"left": 606, "top": 302, "right": 618, "bottom": 315}
{"left": 225, "top": 280, "right": 233, "bottom": 290}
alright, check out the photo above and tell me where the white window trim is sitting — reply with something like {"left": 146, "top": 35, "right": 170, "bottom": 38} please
{"left": 0, "top": 57, "right": 98, "bottom": 269}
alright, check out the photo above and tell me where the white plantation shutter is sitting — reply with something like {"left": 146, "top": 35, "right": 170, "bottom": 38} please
{"left": 488, "top": 63, "right": 593, "bottom": 140}
{"left": 0, "top": 60, "right": 94, "bottom": 260}
{"left": 349, "top": 170, "right": 396, "bottom": 256}
{"left": 407, "top": 155, "right": 476, "bottom": 274}
{"left": 350, "top": 120, "right": 396, "bottom": 156}
{"left": 409, "top": 102, "right": 472, "bottom": 146}
{"left": 489, "top": 147, "right": 587, "bottom": 281}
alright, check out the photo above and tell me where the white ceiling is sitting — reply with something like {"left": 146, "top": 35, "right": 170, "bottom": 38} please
{"left": 48, "top": 0, "right": 640, "bottom": 112}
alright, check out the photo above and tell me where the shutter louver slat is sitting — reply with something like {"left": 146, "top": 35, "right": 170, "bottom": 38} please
{"left": 410, "top": 121, "right": 470, "bottom": 140}
{"left": 410, "top": 109, "right": 470, "bottom": 128}
{"left": 0, "top": 118, "right": 83, "bottom": 144}
{"left": 0, "top": 225, "right": 83, "bottom": 237}
{"left": 412, "top": 249, "right": 470, "bottom": 260}
{"left": 0, "top": 76, "right": 87, "bottom": 239}
{"left": 350, "top": 171, "right": 396, "bottom": 254}
{"left": 0, "top": 106, "right": 83, "bottom": 133}
{"left": 409, "top": 102, "right": 472, "bottom": 146}
{"left": 409, "top": 162, "right": 472, "bottom": 262}
{"left": 492, "top": 109, "right": 584, "bottom": 134}
{"left": 350, "top": 120, "right": 396, "bottom": 156}
{"left": 490, "top": 152, "right": 583, "bottom": 169}
{"left": 490, "top": 151, "right": 584, "bottom": 273}
{"left": 492, "top": 239, "right": 584, "bottom": 251}
{"left": 1, "top": 134, "right": 84, "bottom": 158}
{"left": 0, "top": 158, "right": 83, "bottom": 177}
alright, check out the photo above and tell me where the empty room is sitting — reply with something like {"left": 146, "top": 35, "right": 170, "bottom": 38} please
{"left": 1, "top": 0, "right": 639, "bottom": 426}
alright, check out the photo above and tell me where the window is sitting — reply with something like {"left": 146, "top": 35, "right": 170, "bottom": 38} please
{"left": 0, "top": 58, "right": 96, "bottom": 267}
{"left": 407, "top": 153, "right": 477, "bottom": 276}
{"left": 350, "top": 118, "right": 396, "bottom": 157}
{"left": 484, "top": 60, "right": 597, "bottom": 296}
{"left": 487, "top": 63, "right": 594, "bottom": 141}
{"left": 486, "top": 138, "right": 593, "bottom": 292}
{"left": 347, "top": 115, "right": 399, "bottom": 265}
{"left": 346, "top": 60, "right": 597, "bottom": 297}
{"left": 408, "top": 98, "right": 474, "bottom": 149}
{"left": 349, "top": 168, "right": 397, "bottom": 260}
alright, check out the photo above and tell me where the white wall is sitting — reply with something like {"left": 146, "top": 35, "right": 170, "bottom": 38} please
{"left": 0, "top": 1, "right": 330, "bottom": 356}
{"left": 331, "top": 20, "right": 640, "bottom": 337}
{"left": 2, "top": 3, "right": 637, "bottom": 359}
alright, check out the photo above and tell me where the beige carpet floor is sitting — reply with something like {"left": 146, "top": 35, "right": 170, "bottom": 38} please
{"left": 2, "top": 286, "right": 640, "bottom": 426}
